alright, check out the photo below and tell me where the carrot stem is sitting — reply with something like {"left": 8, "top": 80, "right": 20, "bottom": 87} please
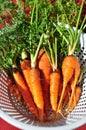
{"left": 43, "top": 29, "right": 61, "bottom": 114}
{"left": 54, "top": 0, "right": 85, "bottom": 56}
{"left": 75, "top": 0, "right": 85, "bottom": 34}
{"left": 53, "top": 23, "right": 69, "bottom": 45}
{"left": 31, "top": 34, "right": 44, "bottom": 68}
{"left": 36, "top": 0, "right": 38, "bottom": 28}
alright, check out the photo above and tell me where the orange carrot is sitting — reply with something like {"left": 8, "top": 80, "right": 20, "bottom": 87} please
{"left": 62, "top": 83, "right": 71, "bottom": 109}
{"left": 57, "top": 55, "right": 80, "bottom": 113}
{"left": 68, "top": 86, "right": 82, "bottom": 111}
{"left": 37, "top": 49, "right": 52, "bottom": 116}
{"left": 21, "top": 59, "right": 31, "bottom": 70}
{"left": 26, "top": 68, "right": 44, "bottom": 122}
{"left": 12, "top": 68, "right": 38, "bottom": 118}
{"left": 50, "top": 69, "right": 61, "bottom": 114}
{"left": 43, "top": 36, "right": 61, "bottom": 115}
{"left": 58, "top": 72, "right": 63, "bottom": 98}
{"left": 38, "top": 49, "right": 52, "bottom": 84}
{"left": 20, "top": 34, "right": 44, "bottom": 121}
{"left": 21, "top": 58, "right": 44, "bottom": 121}
{"left": 7, "top": 77, "right": 24, "bottom": 104}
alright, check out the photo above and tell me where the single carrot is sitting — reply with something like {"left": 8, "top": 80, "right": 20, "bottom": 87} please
{"left": 57, "top": 55, "right": 80, "bottom": 113}
{"left": 43, "top": 35, "right": 61, "bottom": 114}
{"left": 12, "top": 68, "right": 38, "bottom": 118}
{"left": 20, "top": 52, "right": 44, "bottom": 121}
{"left": 20, "top": 34, "right": 44, "bottom": 121}
{"left": 67, "top": 86, "right": 82, "bottom": 112}
{"left": 7, "top": 77, "right": 24, "bottom": 104}
{"left": 37, "top": 49, "right": 52, "bottom": 116}
{"left": 37, "top": 49, "right": 52, "bottom": 84}
{"left": 27, "top": 68, "right": 44, "bottom": 122}
{"left": 50, "top": 69, "right": 61, "bottom": 114}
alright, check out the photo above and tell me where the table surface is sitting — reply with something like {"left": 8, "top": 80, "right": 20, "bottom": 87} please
{"left": 0, "top": 118, "right": 86, "bottom": 130}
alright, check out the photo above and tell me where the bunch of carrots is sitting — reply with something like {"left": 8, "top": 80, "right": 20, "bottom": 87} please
{"left": 0, "top": 0, "right": 86, "bottom": 123}
{"left": 6, "top": 46, "right": 82, "bottom": 122}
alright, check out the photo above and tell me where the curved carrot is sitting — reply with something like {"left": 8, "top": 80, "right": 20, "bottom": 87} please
{"left": 37, "top": 49, "right": 52, "bottom": 116}
{"left": 50, "top": 69, "right": 61, "bottom": 114}
{"left": 12, "top": 68, "right": 38, "bottom": 118}
{"left": 57, "top": 55, "right": 80, "bottom": 113}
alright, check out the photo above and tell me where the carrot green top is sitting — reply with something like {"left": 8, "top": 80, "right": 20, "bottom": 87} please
{"left": 0, "top": 0, "right": 86, "bottom": 72}
{"left": 54, "top": 0, "right": 86, "bottom": 56}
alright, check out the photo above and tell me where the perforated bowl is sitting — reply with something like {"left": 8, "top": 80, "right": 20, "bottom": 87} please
{"left": 0, "top": 33, "right": 86, "bottom": 130}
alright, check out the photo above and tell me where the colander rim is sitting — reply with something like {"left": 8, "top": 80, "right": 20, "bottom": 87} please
{"left": 0, "top": 109, "right": 86, "bottom": 130}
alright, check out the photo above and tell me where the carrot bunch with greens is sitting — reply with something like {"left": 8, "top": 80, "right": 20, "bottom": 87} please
{"left": 19, "top": 0, "right": 45, "bottom": 121}
{"left": 43, "top": 29, "right": 61, "bottom": 115}
{"left": 0, "top": 0, "right": 86, "bottom": 123}
{"left": 53, "top": 0, "right": 86, "bottom": 114}
{"left": 21, "top": 35, "right": 44, "bottom": 122}
{"left": 0, "top": 0, "right": 45, "bottom": 121}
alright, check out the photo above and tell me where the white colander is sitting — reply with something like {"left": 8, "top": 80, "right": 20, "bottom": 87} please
{"left": 0, "top": 33, "right": 86, "bottom": 130}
